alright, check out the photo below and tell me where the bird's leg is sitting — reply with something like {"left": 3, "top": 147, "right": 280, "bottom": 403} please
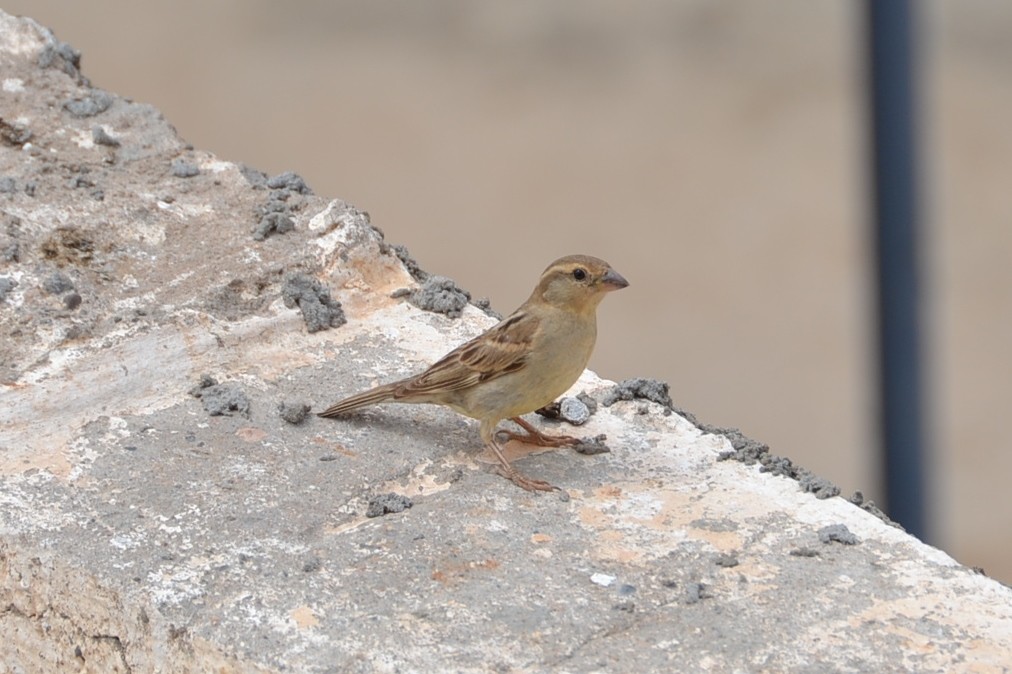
{"left": 497, "top": 416, "right": 580, "bottom": 448}
{"left": 482, "top": 422, "right": 559, "bottom": 492}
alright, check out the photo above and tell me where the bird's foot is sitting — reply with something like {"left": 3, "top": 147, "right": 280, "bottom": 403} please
{"left": 499, "top": 416, "right": 580, "bottom": 448}
{"left": 497, "top": 430, "right": 580, "bottom": 447}
{"left": 485, "top": 428, "right": 563, "bottom": 492}
{"left": 495, "top": 465, "right": 560, "bottom": 492}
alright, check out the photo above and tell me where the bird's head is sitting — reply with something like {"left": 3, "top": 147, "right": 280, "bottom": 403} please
{"left": 532, "top": 254, "right": 629, "bottom": 314}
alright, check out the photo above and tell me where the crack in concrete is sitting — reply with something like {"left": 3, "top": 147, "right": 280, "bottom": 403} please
{"left": 544, "top": 613, "right": 643, "bottom": 668}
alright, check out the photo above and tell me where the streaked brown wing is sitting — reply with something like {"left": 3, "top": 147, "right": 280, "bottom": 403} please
{"left": 394, "top": 310, "right": 538, "bottom": 398}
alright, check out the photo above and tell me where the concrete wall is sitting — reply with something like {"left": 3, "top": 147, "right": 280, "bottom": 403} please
{"left": 2, "top": 11, "right": 1011, "bottom": 672}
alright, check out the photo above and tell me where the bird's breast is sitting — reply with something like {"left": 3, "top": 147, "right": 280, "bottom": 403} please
{"left": 462, "top": 310, "right": 597, "bottom": 421}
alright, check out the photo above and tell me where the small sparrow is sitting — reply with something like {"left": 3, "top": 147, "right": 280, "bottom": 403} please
{"left": 318, "top": 255, "right": 628, "bottom": 492}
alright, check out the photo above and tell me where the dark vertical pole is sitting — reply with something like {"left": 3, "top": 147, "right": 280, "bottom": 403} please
{"left": 866, "top": 0, "right": 928, "bottom": 539}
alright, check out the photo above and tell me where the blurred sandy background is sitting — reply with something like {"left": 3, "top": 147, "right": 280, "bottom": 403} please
{"left": 6, "top": 1, "right": 1010, "bottom": 582}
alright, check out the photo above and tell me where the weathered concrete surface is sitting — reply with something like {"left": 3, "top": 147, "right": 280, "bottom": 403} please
{"left": 2, "top": 11, "right": 1011, "bottom": 673}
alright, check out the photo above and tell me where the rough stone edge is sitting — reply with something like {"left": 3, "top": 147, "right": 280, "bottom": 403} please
{"left": 1, "top": 540, "right": 271, "bottom": 673}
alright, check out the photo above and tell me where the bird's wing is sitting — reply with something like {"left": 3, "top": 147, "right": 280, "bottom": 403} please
{"left": 394, "top": 309, "right": 539, "bottom": 397}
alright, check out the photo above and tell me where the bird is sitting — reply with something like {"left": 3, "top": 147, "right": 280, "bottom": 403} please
{"left": 318, "top": 254, "right": 628, "bottom": 492}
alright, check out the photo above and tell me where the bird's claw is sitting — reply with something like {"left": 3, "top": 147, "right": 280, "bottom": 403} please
{"left": 495, "top": 466, "right": 560, "bottom": 492}
{"left": 496, "top": 429, "right": 580, "bottom": 448}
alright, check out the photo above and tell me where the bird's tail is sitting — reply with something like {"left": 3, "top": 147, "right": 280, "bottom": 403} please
{"left": 317, "top": 381, "right": 402, "bottom": 418}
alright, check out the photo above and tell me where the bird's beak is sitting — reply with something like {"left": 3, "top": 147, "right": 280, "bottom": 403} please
{"left": 600, "top": 268, "right": 629, "bottom": 291}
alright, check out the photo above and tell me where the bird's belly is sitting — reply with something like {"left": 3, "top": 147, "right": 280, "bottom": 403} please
{"left": 461, "top": 330, "right": 593, "bottom": 421}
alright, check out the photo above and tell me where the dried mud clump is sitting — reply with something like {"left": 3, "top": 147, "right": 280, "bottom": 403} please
{"left": 601, "top": 378, "right": 674, "bottom": 413}
{"left": 282, "top": 273, "right": 346, "bottom": 332}
{"left": 392, "top": 275, "right": 471, "bottom": 319}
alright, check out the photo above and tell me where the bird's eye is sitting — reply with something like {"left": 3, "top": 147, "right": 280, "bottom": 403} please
{"left": 572, "top": 268, "right": 587, "bottom": 281}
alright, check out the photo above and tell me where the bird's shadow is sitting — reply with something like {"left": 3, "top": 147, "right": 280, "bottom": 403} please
{"left": 316, "top": 407, "right": 580, "bottom": 480}
{"left": 320, "top": 406, "right": 476, "bottom": 456}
